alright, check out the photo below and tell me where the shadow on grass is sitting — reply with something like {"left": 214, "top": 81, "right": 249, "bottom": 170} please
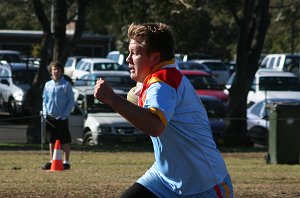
{"left": 0, "top": 141, "right": 267, "bottom": 153}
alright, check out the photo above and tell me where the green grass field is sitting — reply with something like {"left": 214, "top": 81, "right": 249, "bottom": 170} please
{"left": 0, "top": 143, "right": 299, "bottom": 198}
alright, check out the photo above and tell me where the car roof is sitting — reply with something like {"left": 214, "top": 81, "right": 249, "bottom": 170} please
{"left": 1, "top": 62, "right": 37, "bottom": 70}
{"left": 75, "top": 87, "right": 128, "bottom": 96}
{"left": 180, "top": 69, "right": 211, "bottom": 76}
{"left": 0, "top": 50, "right": 20, "bottom": 54}
{"left": 256, "top": 70, "right": 296, "bottom": 77}
{"left": 190, "top": 59, "right": 223, "bottom": 63}
{"left": 198, "top": 95, "right": 221, "bottom": 101}
{"left": 258, "top": 98, "right": 300, "bottom": 103}
{"left": 80, "top": 58, "right": 118, "bottom": 63}
{"left": 87, "top": 71, "right": 130, "bottom": 76}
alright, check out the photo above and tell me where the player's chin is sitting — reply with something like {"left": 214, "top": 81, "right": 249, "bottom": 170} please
{"left": 130, "top": 73, "right": 138, "bottom": 81}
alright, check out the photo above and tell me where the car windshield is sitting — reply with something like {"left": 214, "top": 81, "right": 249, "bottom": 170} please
{"left": 86, "top": 95, "right": 115, "bottom": 113}
{"left": 102, "top": 76, "right": 135, "bottom": 90}
{"left": 186, "top": 74, "right": 221, "bottom": 90}
{"left": 259, "top": 76, "right": 300, "bottom": 91}
{"left": 85, "top": 94, "right": 127, "bottom": 113}
{"left": 202, "top": 62, "right": 227, "bottom": 71}
{"left": 0, "top": 54, "right": 21, "bottom": 63}
{"left": 93, "top": 63, "right": 122, "bottom": 71}
{"left": 12, "top": 69, "right": 37, "bottom": 84}
{"left": 201, "top": 99, "right": 226, "bottom": 118}
{"left": 178, "top": 62, "right": 207, "bottom": 70}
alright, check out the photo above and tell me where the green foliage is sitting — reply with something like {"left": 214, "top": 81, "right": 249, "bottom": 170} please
{"left": 0, "top": 0, "right": 299, "bottom": 59}
{"left": 0, "top": 0, "right": 40, "bottom": 29}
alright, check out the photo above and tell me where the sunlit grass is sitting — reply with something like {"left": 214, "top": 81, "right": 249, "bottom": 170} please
{"left": 0, "top": 144, "right": 299, "bottom": 197}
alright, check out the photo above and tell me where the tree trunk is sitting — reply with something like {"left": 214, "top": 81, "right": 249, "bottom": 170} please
{"left": 224, "top": 0, "right": 270, "bottom": 146}
{"left": 26, "top": 33, "right": 51, "bottom": 143}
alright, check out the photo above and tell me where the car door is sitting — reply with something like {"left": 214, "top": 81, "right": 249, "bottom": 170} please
{"left": 0, "top": 66, "right": 12, "bottom": 108}
{"left": 69, "top": 103, "right": 85, "bottom": 144}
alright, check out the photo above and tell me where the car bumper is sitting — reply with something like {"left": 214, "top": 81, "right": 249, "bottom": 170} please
{"left": 96, "top": 134, "right": 150, "bottom": 144}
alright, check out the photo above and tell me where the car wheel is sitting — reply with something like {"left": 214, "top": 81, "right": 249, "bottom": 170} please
{"left": 289, "top": 66, "right": 299, "bottom": 77}
{"left": 247, "top": 126, "right": 268, "bottom": 146}
{"left": 8, "top": 98, "right": 17, "bottom": 117}
{"left": 83, "top": 130, "right": 95, "bottom": 146}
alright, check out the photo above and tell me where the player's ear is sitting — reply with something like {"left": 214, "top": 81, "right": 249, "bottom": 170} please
{"left": 151, "top": 52, "right": 161, "bottom": 65}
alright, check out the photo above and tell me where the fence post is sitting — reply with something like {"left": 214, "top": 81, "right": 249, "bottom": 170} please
{"left": 40, "top": 111, "right": 45, "bottom": 151}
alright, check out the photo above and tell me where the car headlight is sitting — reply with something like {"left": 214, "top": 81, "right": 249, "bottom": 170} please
{"left": 13, "top": 91, "right": 24, "bottom": 102}
{"left": 98, "top": 125, "right": 112, "bottom": 133}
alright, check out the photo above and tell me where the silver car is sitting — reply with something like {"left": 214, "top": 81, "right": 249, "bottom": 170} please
{"left": 188, "top": 59, "right": 230, "bottom": 86}
{"left": 69, "top": 88, "right": 148, "bottom": 145}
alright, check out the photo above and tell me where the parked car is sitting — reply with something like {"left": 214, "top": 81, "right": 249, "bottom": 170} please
{"left": 260, "top": 53, "right": 300, "bottom": 77}
{"left": 69, "top": 88, "right": 148, "bottom": 145}
{"left": 72, "top": 58, "right": 124, "bottom": 80}
{"left": 247, "top": 98, "right": 300, "bottom": 146}
{"left": 0, "top": 50, "right": 22, "bottom": 64}
{"left": 181, "top": 70, "right": 228, "bottom": 103}
{"left": 64, "top": 56, "right": 86, "bottom": 78}
{"left": 73, "top": 71, "right": 135, "bottom": 92}
{"left": 106, "top": 51, "right": 128, "bottom": 70}
{"left": 22, "top": 57, "right": 40, "bottom": 67}
{"left": 0, "top": 63, "right": 37, "bottom": 116}
{"left": 199, "top": 95, "right": 226, "bottom": 145}
{"left": 188, "top": 59, "right": 230, "bottom": 86}
{"left": 176, "top": 60, "right": 212, "bottom": 75}
{"left": 225, "top": 69, "right": 300, "bottom": 106}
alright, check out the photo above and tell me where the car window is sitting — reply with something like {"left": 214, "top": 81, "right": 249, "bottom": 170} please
{"left": 0, "top": 67, "right": 10, "bottom": 79}
{"left": 202, "top": 62, "right": 227, "bottom": 71}
{"left": 269, "top": 57, "right": 275, "bottom": 68}
{"left": 0, "top": 54, "right": 21, "bottom": 63}
{"left": 249, "top": 101, "right": 264, "bottom": 117}
{"left": 103, "top": 76, "right": 135, "bottom": 87}
{"left": 275, "top": 57, "right": 281, "bottom": 68}
{"left": 284, "top": 56, "right": 299, "bottom": 69}
{"left": 178, "top": 62, "right": 206, "bottom": 70}
{"left": 76, "top": 60, "right": 85, "bottom": 70}
{"left": 93, "top": 63, "right": 121, "bottom": 71}
{"left": 186, "top": 75, "right": 221, "bottom": 90}
{"left": 201, "top": 99, "right": 226, "bottom": 118}
{"left": 12, "top": 69, "right": 37, "bottom": 84}
{"left": 65, "top": 58, "right": 73, "bottom": 68}
{"left": 259, "top": 76, "right": 300, "bottom": 91}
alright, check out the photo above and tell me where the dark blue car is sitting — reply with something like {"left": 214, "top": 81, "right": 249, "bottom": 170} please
{"left": 199, "top": 95, "right": 226, "bottom": 145}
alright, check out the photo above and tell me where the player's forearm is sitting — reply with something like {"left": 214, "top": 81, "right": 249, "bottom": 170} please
{"left": 109, "top": 94, "right": 164, "bottom": 137}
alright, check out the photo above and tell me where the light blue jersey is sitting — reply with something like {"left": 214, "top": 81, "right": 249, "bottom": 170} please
{"left": 137, "top": 65, "right": 232, "bottom": 197}
{"left": 42, "top": 76, "right": 75, "bottom": 120}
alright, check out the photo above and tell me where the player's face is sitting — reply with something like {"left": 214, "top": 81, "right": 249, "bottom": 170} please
{"left": 51, "top": 66, "right": 62, "bottom": 81}
{"left": 126, "top": 39, "right": 157, "bottom": 83}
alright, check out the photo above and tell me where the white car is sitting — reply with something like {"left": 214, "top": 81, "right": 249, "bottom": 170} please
{"left": 225, "top": 69, "right": 300, "bottom": 106}
{"left": 73, "top": 70, "right": 135, "bottom": 92}
{"left": 247, "top": 98, "right": 300, "bottom": 146}
{"left": 69, "top": 88, "right": 147, "bottom": 145}
{"left": 64, "top": 56, "right": 86, "bottom": 78}
{"left": 188, "top": 59, "right": 230, "bottom": 86}
{"left": 0, "top": 63, "right": 37, "bottom": 116}
{"left": 72, "top": 58, "right": 124, "bottom": 81}
{"left": 260, "top": 53, "right": 300, "bottom": 76}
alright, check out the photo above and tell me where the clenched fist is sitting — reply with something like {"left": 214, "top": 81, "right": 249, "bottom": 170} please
{"left": 94, "top": 78, "right": 117, "bottom": 105}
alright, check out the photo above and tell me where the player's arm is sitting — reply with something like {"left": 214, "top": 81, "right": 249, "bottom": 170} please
{"left": 94, "top": 79, "right": 165, "bottom": 137}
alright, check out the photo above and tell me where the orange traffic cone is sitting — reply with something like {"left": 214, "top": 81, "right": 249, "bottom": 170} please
{"left": 50, "top": 140, "right": 64, "bottom": 171}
